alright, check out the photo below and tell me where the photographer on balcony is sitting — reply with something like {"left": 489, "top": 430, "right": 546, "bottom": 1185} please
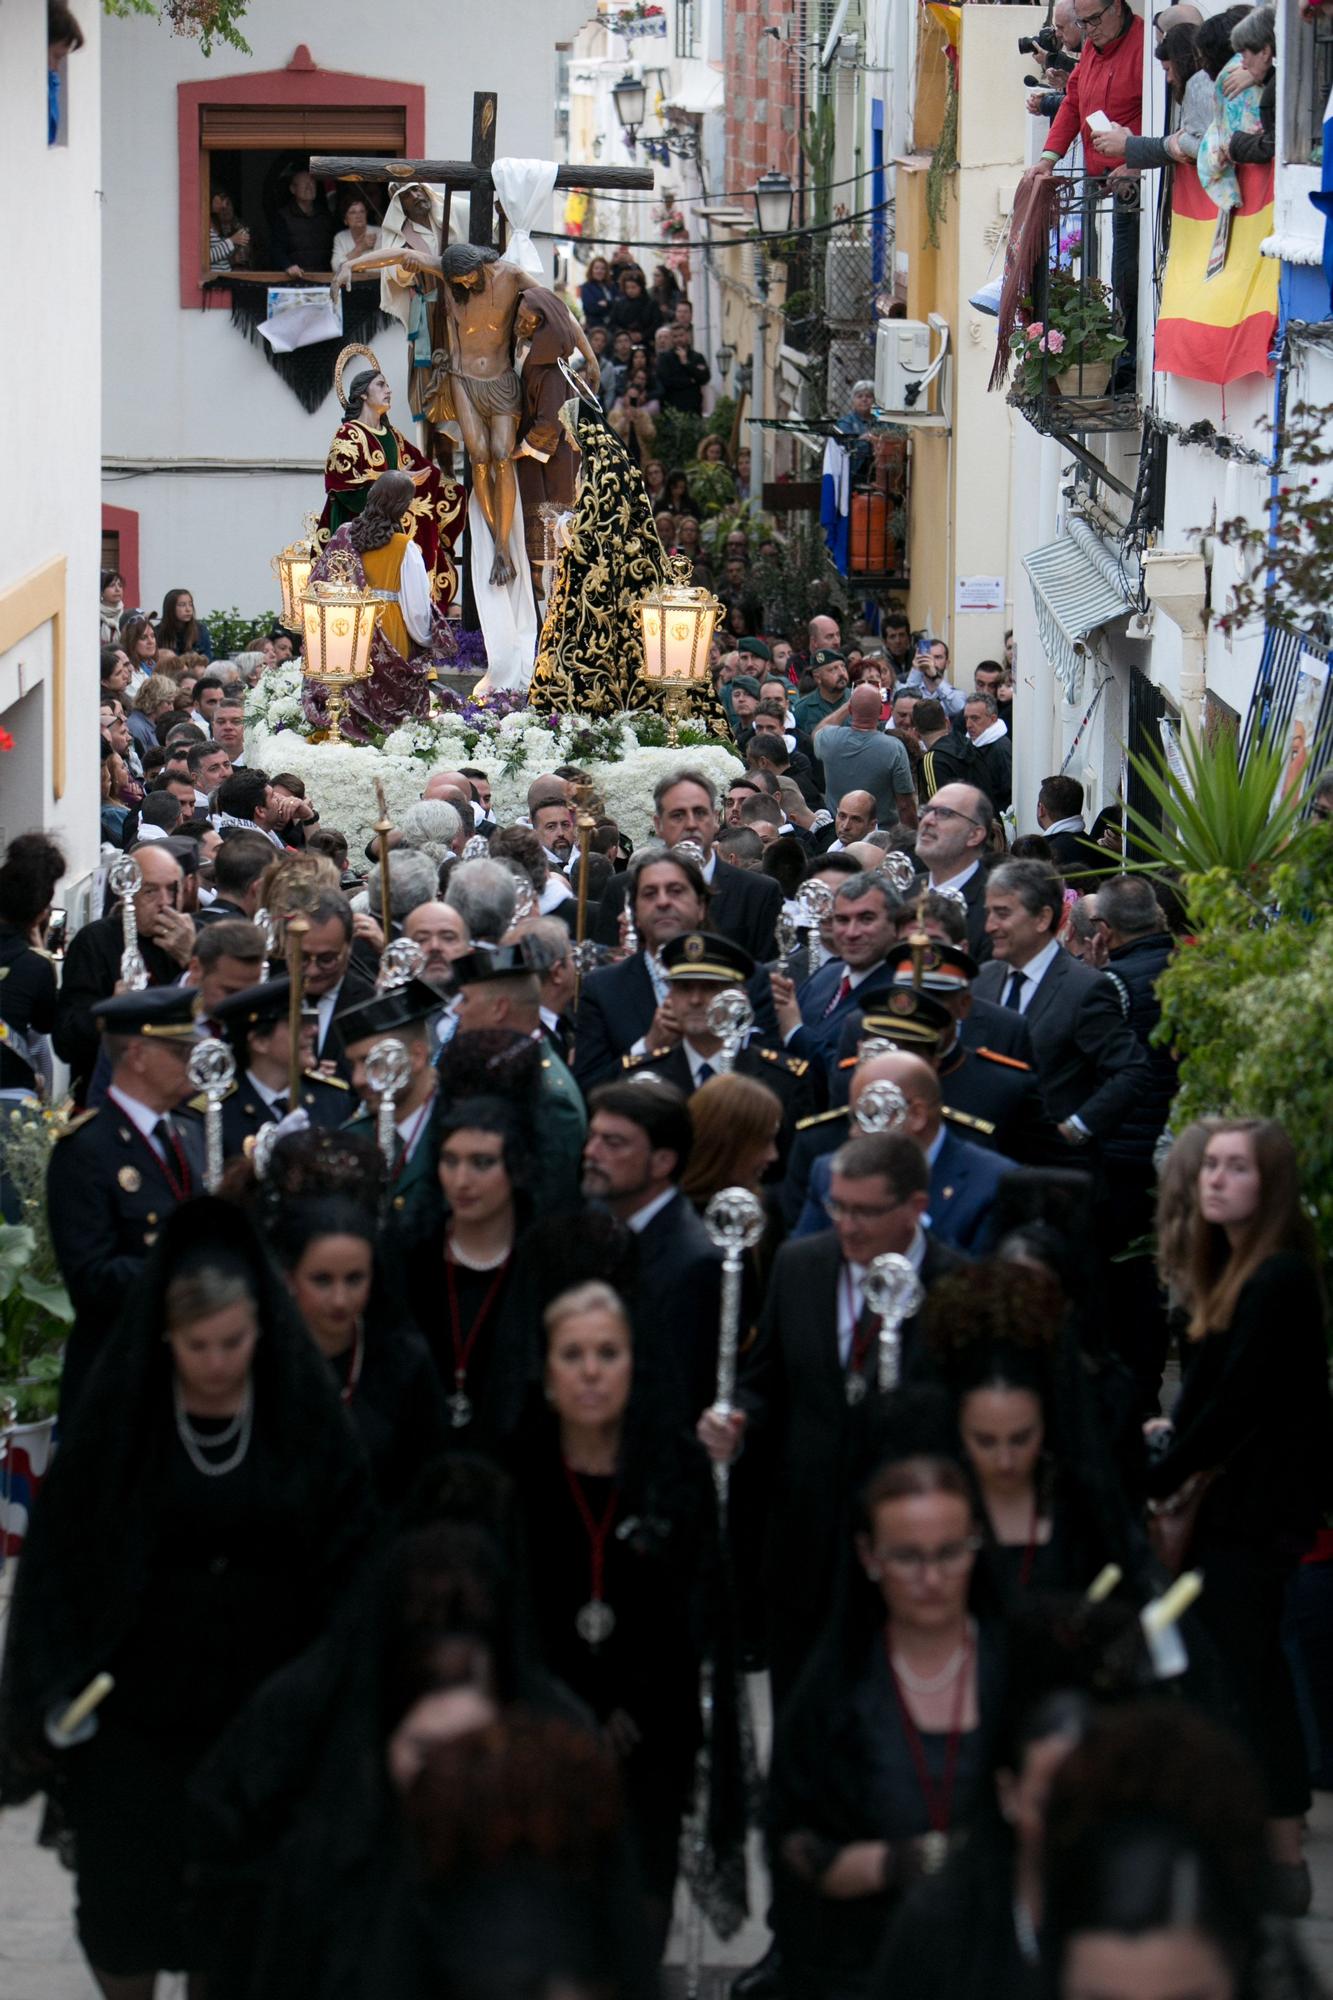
{"left": 1023, "top": 0, "right": 1146, "bottom": 392}
{"left": 1024, "top": 1, "right": 1084, "bottom": 122}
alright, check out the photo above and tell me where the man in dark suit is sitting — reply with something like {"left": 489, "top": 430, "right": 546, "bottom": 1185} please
{"left": 54, "top": 843, "right": 194, "bottom": 1101}
{"left": 582, "top": 1080, "right": 723, "bottom": 1427}
{"left": 202, "top": 975, "right": 351, "bottom": 1159}
{"left": 592, "top": 769, "right": 782, "bottom": 960}
{"left": 298, "top": 889, "right": 378, "bottom": 1082}
{"left": 574, "top": 850, "right": 775, "bottom": 1090}
{"left": 973, "top": 860, "right": 1149, "bottom": 1149}
{"left": 619, "top": 931, "right": 820, "bottom": 1171}
{"left": 699, "top": 1130, "right": 965, "bottom": 1707}
{"left": 772, "top": 871, "right": 900, "bottom": 1079}
{"left": 911, "top": 779, "right": 996, "bottom": 962}
{"left": 338, "top": 977, "right": 445, "bottom": 1232}
{"left": 48, "top": 986, "right": 206, "bottom": 1416}
{"left": 795, "top": 1046, "right": 1016, "bottom": 1252}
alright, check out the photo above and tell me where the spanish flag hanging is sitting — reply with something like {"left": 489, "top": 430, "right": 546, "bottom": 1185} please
{"left": 1154, "top": 159, "right": 1278, "bottom": 385}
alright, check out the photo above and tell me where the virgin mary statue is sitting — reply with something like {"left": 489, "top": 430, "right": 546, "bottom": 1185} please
{"left": 318, "top": 343, "right": 464, "bottom": 610}
{"left": 305, "top": 471, "right": 456, "bottom": 737}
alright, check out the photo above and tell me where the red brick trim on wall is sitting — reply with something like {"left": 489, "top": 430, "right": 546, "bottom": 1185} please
{"left": 177, "top": 45, "right": 425, "bottom": 310}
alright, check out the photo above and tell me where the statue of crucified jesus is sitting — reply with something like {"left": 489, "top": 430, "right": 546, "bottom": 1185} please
{"left": 335, "top": 241, "right": 596, "bottom": 588}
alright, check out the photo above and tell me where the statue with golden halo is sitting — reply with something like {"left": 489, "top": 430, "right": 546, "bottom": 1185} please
{"left": 317, "top": 343, "right": 464, "bottom": 610}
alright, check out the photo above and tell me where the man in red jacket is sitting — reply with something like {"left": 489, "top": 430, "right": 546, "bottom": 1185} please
{"left": 1025, "top": 0, "right": 1145, "bottom": 390}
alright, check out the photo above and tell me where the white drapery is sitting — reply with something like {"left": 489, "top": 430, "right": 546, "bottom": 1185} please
{"left": 491, "top": 157, "right": 559, "bottom": 279}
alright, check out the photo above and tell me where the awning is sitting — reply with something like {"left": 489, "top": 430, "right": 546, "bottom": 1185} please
{"left": 1021, "top": 518, "right": 1139, "bottom": 703}
{"left": 662, "top": 59, "right": 725, "bottom": 114}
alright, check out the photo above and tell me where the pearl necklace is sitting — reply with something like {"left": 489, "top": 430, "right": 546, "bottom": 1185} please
{"left": 890, "top": 1622, "right": 974, "bottom": 1695}
{"left": 448, "top": 1236, "right": 513, "bottom": 1272}
{"left": 173, "top": 1377, "right": 254, "bottom": 1478}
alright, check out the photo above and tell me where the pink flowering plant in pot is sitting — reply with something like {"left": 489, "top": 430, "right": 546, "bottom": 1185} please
{"left": 1008, "top": 270, "right": 1126, "bottom": 399}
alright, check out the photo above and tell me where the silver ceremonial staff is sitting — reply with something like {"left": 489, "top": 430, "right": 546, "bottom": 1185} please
{"left": 863, "top": 1250, "right": 925, "bottom": 1394}
{"left": 107, "top": 853, "right": 148, "bottom": 990}
{"left": 702, "top": 1185, "right": 766, "bottom": 1512}
{"left": 188, "top": 1036, "right": 236, "bottom": 1193}
{"left": 366, "top": 1037, "right": 412, "bottom": 1169}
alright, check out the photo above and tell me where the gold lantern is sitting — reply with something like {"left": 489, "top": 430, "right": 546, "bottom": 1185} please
{"left": 638, "top": 555, "right": 723, "bottom": 744}
{"left": 298, "top": 548, "right": 380, "bottom": 743}
{"left": 272, "top": 513, "right": 322, "bottom": 633}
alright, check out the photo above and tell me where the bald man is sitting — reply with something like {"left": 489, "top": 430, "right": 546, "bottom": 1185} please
{"left": 795, "top": 1046, "right": 1016, "bottom": 1251}
{"left": 812, "top": 683, "right": 917, "bottom": 827}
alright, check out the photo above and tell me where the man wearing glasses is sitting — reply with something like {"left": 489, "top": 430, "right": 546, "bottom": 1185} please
{"left": 912, "top": 782, "right": 996, "bottom": 962}
{"left": 1026, "top": 0, "right": 1145, "bottom": 391}
{"left": 697, "top": 1130, "right": 966, "bottom": 1709}
{"left": 297, "top": 890, "right": 377, "bottom": 1079}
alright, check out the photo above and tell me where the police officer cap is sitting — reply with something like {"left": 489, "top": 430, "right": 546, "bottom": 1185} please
{"left": 738, "top": 637, "right": 772, "bottom": 662}
{"left": 212, "top": 976, "right": 301, "bottom": 1050}
{"left": 335, "top": 977, "right": 441, "bottom": 1045}
{"left": 94, "top": 984, "right": 199, "bottom": 1041}
{"left": 885, "top": 939, "right": 979, "bottom": 993}
{"left": 731, "top": 675, "right": 763, "bottom": 699}
{"left": 859, "top": 986, "right": 953, "bottom": 1047}
{"left": 811, "top": 646, "right": 847, "bottom": 668}
{"left": 661, "top": 931, "right": 755, "bottom": 985}
{"left": 451, "top": 942, "right": 535, "bottom": 987}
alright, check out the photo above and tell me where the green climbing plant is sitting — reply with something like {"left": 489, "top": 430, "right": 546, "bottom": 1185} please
{"left": 103, "top": 0, "right": 252, "bottom": 55}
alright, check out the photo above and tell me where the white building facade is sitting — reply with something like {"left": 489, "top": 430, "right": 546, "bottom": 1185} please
{"left": 0, "top": 2, "right": 101, "bottom": 898}
{"left": 100, "top": 4, "right": 585, "bottom": 627}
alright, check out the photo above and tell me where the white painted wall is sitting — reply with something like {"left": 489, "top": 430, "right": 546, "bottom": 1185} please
{"left": 100, "top": 1, "right": 586, "bottom": 627}
{"left": 0, "top": 0, "right": 101, "bottom": 891}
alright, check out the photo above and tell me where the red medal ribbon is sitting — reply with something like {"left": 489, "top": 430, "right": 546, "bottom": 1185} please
{"left": 110, "top": 1095, "right": 193, "bottom": 1202}
{"left": 885, "top": 1626, "right": 974, "bottom": 1836}
{"left": 562, "top": 1461, "right": 621, "bottom": 1608}
{"left": 390, "top": 1099, "right": 434, "bottom": 1184}
{"left": 444, "top": 1252, "right": 510, "bottom": 1399}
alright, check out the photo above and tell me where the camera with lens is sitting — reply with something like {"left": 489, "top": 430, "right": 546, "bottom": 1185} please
{"left": 1017, "top": 25, "right": 1059, "bottom": 55}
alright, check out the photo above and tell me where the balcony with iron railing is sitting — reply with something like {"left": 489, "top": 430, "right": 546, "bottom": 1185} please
{"left": 1006, "top": 171, "right": 1142, "bottom": 439}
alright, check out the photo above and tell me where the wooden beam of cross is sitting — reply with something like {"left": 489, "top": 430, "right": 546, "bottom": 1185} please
{"left": 312, "top": 89, "right": 654, "bottom": 252}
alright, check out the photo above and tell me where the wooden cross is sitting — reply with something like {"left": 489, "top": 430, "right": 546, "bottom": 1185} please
{"left": 313, "top": 90, "right": 652, "bottom": 629}
{"left": 312, "top": 88, "right": 654, "bottom": 253}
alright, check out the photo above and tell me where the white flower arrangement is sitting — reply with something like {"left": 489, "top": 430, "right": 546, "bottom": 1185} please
{"left": 246, "top": 701, "right": 742, "bottom": 852}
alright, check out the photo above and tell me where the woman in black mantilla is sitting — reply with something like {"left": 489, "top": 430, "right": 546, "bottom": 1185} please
{"left": 924, "top": 1262, "right": 1151, "bottom": 1608}
{"left": 527, "top": 391, "right": 732, "bottom": 734}
{"left": 271, "top": 1193, "right": 447, "bottom": 1512}
{"left": 192, "top": 1494, "right": 657, "bottom": 2000}
{"left": 0, "top": 1197, "right": 376, "bottom": 1998}
{"left": 767, "top": 1453, "right": 1007, "bottom": 2000}
{"left": 508, "top": 1278, "right": 741, "bottom": 1961}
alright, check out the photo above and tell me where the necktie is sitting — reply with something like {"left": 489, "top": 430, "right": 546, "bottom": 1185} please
{"left": 697, "top": 1062, "right": 715, "bottom": 1085}
{"left": 271, "top": 1094, "right": 289, "bottom": 1116}
{"left": 1003, "top": 967, "right": 1027, "bottom": 1010}
{"left": 823, "top": 972, "right": 853, "bottom": 1018}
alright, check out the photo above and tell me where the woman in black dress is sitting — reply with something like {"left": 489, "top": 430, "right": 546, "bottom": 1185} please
{"left": 400, "top": 1096, "right": 540, "bottom": 1456}
{"left": 510, "top": 1278, "right": 731, "bottom": 1960}
{"left": 0, "top": 1197, "right": 375, "bottom": 1999}
{"left": 767, "top": 1454, "right": 1006, "bottom": 2000}
{"left": 926, "top": 1263, "right": 1149, "bottom": 1607}
{"left": 874, "top": 1688, "right": 1092, "bottom": 2000}
{"left": 0, "top": 832, "right": 63, "bottom": 1098}
{"left": 272, "top": 1194, "right": 447, "bottom": 1511}
{"left": 1145, "top": 1118, "right": 1333, "bottom": 1913}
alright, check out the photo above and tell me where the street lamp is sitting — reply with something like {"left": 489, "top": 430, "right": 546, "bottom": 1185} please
{"left": 753, "top": 168, "right": 795, "bottom": 239}
{"left": 715, "top": 342, "right": 735, "bottom": 387}
{"left": 638, "top": 556, "right": 723, "bottom": 745}
{"left": 299, "top": 548, "right": 381, "bottom": 743}
{"left": 271, "top": 513, "right": 321, "bottom": 634}
{"left": 612, "top": 71, "right": 647, "bottom": 147}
